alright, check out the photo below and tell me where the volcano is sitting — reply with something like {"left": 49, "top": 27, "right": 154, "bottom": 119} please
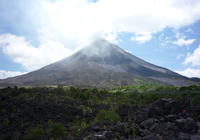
{"left": 0, "top": 39, "right": 196, "bottom": 87}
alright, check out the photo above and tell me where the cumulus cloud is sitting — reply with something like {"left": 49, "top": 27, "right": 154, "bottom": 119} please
{"left": 131, "top": 34, "right": 152, "bottom": 43}
{"left": 176, "top": 68, "right": 200, "bottom": 78}
{"left": 0, "top": 34, "right": 71, "bottom": 71}
{"left": 39, "top": 0, "right": 200, "bottom": 43}
{"left": 183, "top": 45, "right": 200, "bottom": 66}
{"left": 173, "top": 38, "right": 195, "bottom": 46}
{"left": 1, "top": 0, "right": 200, "bottom": 70}
{"left": 0, "top": 70, "right": 26, "bottom": 79}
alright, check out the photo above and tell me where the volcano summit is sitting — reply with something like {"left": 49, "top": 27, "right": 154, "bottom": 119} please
{"left": 0, "top": 39, "right": 196, "bottom": 87}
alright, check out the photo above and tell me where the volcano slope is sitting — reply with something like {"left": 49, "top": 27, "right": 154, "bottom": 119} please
{"left": 0, "top": 39, "right": 196, "bottom": 87}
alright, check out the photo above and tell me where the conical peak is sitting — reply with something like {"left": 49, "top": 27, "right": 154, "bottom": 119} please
{"left": 90, "top": 39, "right": 115, "bottom": 49}
{"left": 79, "top": 39, "right": 123, "bottom": 57}
{"left": 92, "top": 38, "right": 111, "bottom": 45}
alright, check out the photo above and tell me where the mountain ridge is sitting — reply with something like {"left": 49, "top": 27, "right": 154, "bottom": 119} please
{"left": 0, "top": 39, "right": 197, "bottom": 87}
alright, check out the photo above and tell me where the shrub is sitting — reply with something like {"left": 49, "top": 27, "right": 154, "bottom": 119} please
{"left": 24, "top": 121, "right": 67, "bottom": 140}
{"left": 2, "top": 118, "right": 10, "bottom": 127}
{"left": 93, "top": 109, "right": 121, "bottom": 124}
{"left": 78, "top": 105, "right": 93, "bottom": 116}
{"left": 47, "top": 120, "right": 67, "bottom": 139}
{"left": 24, "top": 124, "right": 45, "bottom": 140}
{"left": 70, "top": 119, "right": 89, "bottom": 136}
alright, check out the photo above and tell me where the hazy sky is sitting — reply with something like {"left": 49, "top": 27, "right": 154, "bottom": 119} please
{"left": 0, "top": 0, "right": 200, "bottom": 79}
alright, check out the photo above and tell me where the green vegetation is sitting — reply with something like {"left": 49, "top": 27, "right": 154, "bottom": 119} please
{"left": 1, "top": 84, "right": 200, "bottom": 139}
{"left": 78, "top": 105, "right": 93, "bottom": 116}
{"left": 70, "top": 119, "right": 89, "bottom": 136}
{"left": 93, "top": 109, "right": 121, "bottom": 124}
{"left": 24, "top": 121, "right": 67, "bottom": 140}
{"left": 3, "top": 84, "right": 200, "bottom": 107}
{"left": 24, "top": 124, "right": 45, "bottom": 140}
{"left": 47, "top": 120, "right": 67, "bottom": 139}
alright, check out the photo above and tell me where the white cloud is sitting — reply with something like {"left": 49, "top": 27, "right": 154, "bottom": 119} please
{"left": 0, "top": 34, "right": 72, "bottom": 71}
{"left": 1, "top": 0, "right": 200, "bottom": 71}
{"left": 125, "top": 50, "right": 132, "bottom": 54}
{"left": 176, "top": 54, "right": 185, "bottom": 60}
{"left": 186, "top": 28, "right": 194, "bottom": 34}
{"left": 131, "top": 34, "right": 152, "bottom": 43}
{"left": 176, "top": 68, "right": 200, "bottom": 78}
{"left": 0, "top": 70, "right": 26, "bottom": 79}
{"left": 183, "top": 45, "right": 200, "bottom": 66}
{"left": 102, "top": 32, "right": 120, "bottom": 44}
{"left": 38, "top": 0, "right": 200, "bottom": 44}
{"left": 173, "top": 38, "right": 195, "bottom": 46}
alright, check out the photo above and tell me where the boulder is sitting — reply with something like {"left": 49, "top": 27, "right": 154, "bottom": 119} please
{"left": 165, "top": 114, "right": 178, "bottom": 122}
{"left": 175, "top": 118, "right": 196, "bottom": 133}
{"left": 190, "top": 135, "right": 200, "bottom": 140}
{"left": 148, "top": 98, "right": 181, "bottom": 117}
{"left": 141, "top": 134, "right": 160, "bottom": 140}
{"left": 134, "top": 108, "right": 149, "bottom": 123}
{"left": 178, "top": 132, "right": 190, "bottom": 140}
{"left": 140, "top": 118, "right": 159, "bottom": 129}
{"left": 197, "top": 122, "right": 200, "bottom": 134}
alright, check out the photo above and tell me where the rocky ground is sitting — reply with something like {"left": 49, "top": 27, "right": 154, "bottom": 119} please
{"left": 84, "top": 98, "right": 200, "bottom": 140}
{"left": 0, "top": 87, "right": 200, "bottom": 140}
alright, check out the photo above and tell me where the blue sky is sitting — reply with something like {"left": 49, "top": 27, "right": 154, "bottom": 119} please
{"left": 0, "top": 0, "right": 200, "bottom": 79}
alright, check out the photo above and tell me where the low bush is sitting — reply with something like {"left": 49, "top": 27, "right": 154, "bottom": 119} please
{"left": 24, "top": 124, "right": 45, "bottom": 140}
{"left": 47, "top": 120, "right": 67, "bottom": 139}
{"left": 93, "top": 109, "right": 121, "bottom": 124}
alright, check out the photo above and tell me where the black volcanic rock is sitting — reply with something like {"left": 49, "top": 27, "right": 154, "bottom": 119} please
{"left": 1, "top": 87, "right": 200, "bottom": 140}
{"left": 0, "top": 39, "right": 196, "bottom": 86}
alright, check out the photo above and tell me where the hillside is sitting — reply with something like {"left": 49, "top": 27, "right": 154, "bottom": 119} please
{"left": 0, "top": 39, "right": 196, "bottom": 87}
